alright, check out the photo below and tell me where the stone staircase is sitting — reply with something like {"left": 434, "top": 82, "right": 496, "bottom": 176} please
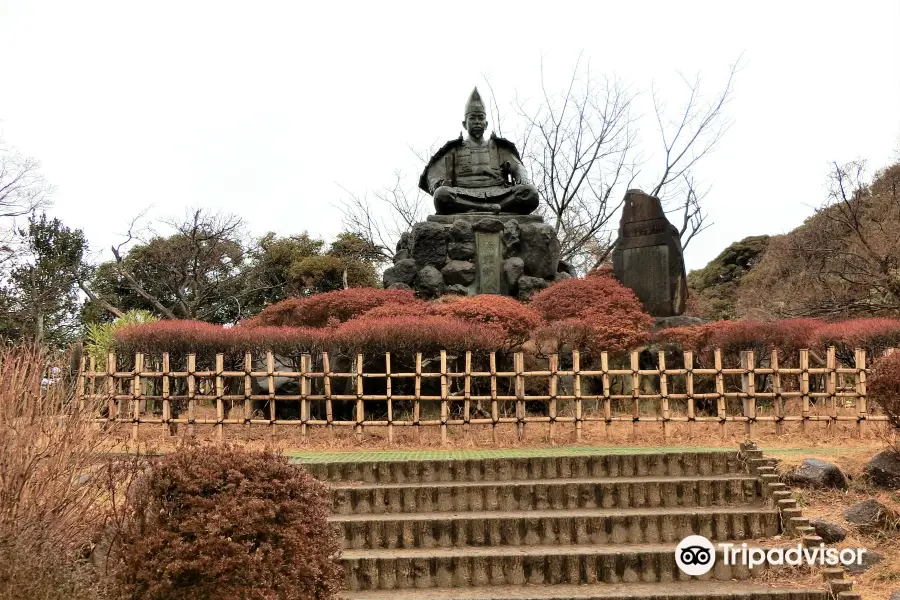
{"left": 302, "top": 450, "right": 831, "bottom": 599}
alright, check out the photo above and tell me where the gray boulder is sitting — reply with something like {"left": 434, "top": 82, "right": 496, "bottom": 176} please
{"left": 502, "top": 220, "right": 520, "bottom": 257}
{"left": 449, "top": 219, "right": 475, "bottom": 243}
{"left": 866, "top": 450, "right": 900, "bottom": 489}
{"left": 414, "top": 265, "right": 444, "bottom": 299}
{"left": 409, "top": 222, "right": 448, "bottom": 269}
{"left": 809, "top": 518, "right": 846, "bottom": 543}
{"left": 845, "top": 499, "right": 892, "bottom": 528}
{"left": 397, "top": 231, "right": 410, "bottom": 251}
{"left": 383, "top": 258, "right": 418, "bottom": 287}
{"left": 445, "top": 284, "right": 470, "bottom": 296}
{"left": 503, "top": 257, "right": 525, "bottom": 290}
{"left": 553, "top": 271, "right": 572, "bottom": 283}
{"left": 557, "top": 260, "right": 576, "bottom": 276}
{"left": 393, "top": 248, "right": 409, "bottom": 262}
{"left": 517, "top": 275, "right": 550, "bottom": 301}
{"left": 448, "top": 241, "right": 475, "bottom": 261}
{"left": 441, "top": 260, "right": 476, "bottom": 286}
{"left": 386, "top": 282, "right": 411, "bottom": 291}
{"left": 473, "top": 218, "right": 504, "bottom": 233}
{"left": 785, "top": 458, "right": 848, "bottom": 490}
{"left": 845, "top": 550, "right": 884, "bottom": 574}
{"left": 519, "top": 222, "right": 561, "bottom": 279}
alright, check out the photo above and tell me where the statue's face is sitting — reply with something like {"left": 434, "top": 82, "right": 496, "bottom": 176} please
{"left": 463, "top": 112, "right": 487, "bottom": 140}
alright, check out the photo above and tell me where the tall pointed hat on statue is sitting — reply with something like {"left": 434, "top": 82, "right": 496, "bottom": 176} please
{"left": 464, "top": 87, "right": 486, "bottom": 116}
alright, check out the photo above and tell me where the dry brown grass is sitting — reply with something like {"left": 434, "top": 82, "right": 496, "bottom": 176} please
{"left": 0, "top": 345, "right": 108, "bottom": 600}
{"left": 778, "top": 449, "right": 900, "bottom": 600}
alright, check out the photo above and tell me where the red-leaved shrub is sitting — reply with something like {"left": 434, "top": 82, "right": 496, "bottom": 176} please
{"left": 107, "top": 445, "right": 342, "bottom": 600}
{"left": 435, "top": 295, "right": 543, "bottom": 350}
{"left": 243, "top": 288, "right": 420, "bottom": 328}
{"left": 115, "top": 321, "right": 326, "bottom": 358}
{"left": 357, "top": 298, "right": 437, "bottom": 320}
{"left": 331, "top": 315, "right": 502, "bottom": 356}
{"left": 812, "top": 318, "right": 900, "bottom": 363}
{"left": 530, "top": 271, "right": 652, "bottom": 354}
{"left": 868, "top": 351, "right": 900, "bottom": 441}
{"left": 653, "top": 319, "right": 821, "bottom": 364}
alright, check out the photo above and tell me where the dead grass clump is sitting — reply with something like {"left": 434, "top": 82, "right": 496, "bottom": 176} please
{"left": 0, "top": 345, "right": 107, "bottom": 600}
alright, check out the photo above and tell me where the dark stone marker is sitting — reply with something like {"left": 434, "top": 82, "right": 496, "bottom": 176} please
{"left": 475, "top": 232, "right": 502, "bottom": 294}
{"left": 612, "top": 189, "right": 687, "bottom": 317}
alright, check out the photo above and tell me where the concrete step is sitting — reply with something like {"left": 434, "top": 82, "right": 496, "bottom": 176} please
{"left": 342, "top": 581, "right": 827, "bottom": 599}
{"left": 331, "top": 475, "right": 761, "bottom": 515}
{"left": 304, "top": 451, "right": 743, "bottom": 484}
{"left": 340, "top": 543, "right": 814, "bottom": 591}
{"left": 332, "top": 506, "right": 779, "bottom": 549}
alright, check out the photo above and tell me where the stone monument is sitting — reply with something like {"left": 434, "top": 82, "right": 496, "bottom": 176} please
{"left": 611, "top": 189, "right": 687, "bottom": 317}
{"left": 383, "top": 88, "right": 572, "bottom": 299}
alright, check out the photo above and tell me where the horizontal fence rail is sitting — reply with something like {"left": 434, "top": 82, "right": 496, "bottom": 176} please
{"left": 77, "top": 347, "right": 891, "bottom": 443}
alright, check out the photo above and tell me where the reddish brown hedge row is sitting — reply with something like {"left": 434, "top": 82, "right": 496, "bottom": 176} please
{"left": 653, "top": 317, "right": 900, "bottom": 364}
{"left": 869, "top": 351, "right": 900, "bottom": 434}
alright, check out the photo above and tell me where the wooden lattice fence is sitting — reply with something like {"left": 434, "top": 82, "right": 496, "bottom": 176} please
{"left": 77, "top": 347, "right": 892, "bottom": 443}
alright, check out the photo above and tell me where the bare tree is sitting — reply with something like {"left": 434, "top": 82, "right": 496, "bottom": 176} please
{"left": 0, "top": 139, "right": 53, "bottom": 260}
{"left": 338, "top": 170, "right": 429, "bottom": 263}
{"left": 514, "top": 53, "right": 638, "bottom": 272}
{"left": 648, "top": 59, "right": 739, "bottom": 247}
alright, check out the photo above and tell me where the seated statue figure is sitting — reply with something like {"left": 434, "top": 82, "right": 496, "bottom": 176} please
{"left": 419, "top": 88, "right": 540, "bottom": 215}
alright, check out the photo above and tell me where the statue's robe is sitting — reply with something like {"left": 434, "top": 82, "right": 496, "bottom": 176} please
{"left": 418, "top": 134, "right": 539, "bottom": 215}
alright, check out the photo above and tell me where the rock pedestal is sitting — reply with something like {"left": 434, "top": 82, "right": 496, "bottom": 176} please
{"left": 383, "top": 212, "right": 571, "bottom": 300}
{"left": 612, "top": 189, "right": 688, "bottom": 317}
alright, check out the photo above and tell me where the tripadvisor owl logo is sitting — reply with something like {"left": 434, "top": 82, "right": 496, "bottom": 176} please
{"left": 675, "top": 535, "right": 716, "bottom": 576}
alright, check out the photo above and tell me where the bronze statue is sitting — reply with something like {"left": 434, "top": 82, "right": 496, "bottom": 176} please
{"left": 419, "top": 88, "right": 540, "bottom": 215}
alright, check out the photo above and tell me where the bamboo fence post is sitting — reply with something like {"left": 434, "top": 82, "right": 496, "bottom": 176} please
{"left": 740, "top": 351, "right": 755, "bottom": 438}
{"left": 714, "top": 349, "right": 725, "bottom": 439}
{"left": 301, "top": 354, "right": 310, "bottom": 440}
{"left": 107, "top": 352, "right": 116, "bottom": 423}
{"left": 215, "top": 353, "right": 225, "bottom": 442}
{"left": 826, "top": 346, "right": 837, "bottom": 434}
{"left": 323, "top": 352, "right": 333, "bottom": 439}
{"left": 132, "top": 353, "right": 143, "bottom": 442}
{"left": 601, "top": 352, "right": 611, "bottom": 441}
{"left": 266, "top": 351, "right": 276, "bottom": 427}
{"left": 515, "top": 352, "right": 525, "bottom": 441}
{"left": 855, "top": 348, "right": 867, "bottom": 438}
{"left": 243, "top": 352, "right": 252, "bottom": 431}
{"left": 76, "top": 354, "right": 85, "bottom": 412}
{"left": 88, "top": 355, "right": 96, "bottom": 411}
{"left": 548, "top": 354, "right": 558, "bottom": 444}
{"left": 684, "top": 351, "right": 694, "bottom": 439}
{"left": 356, "top": 353, "right": 364, "bottom": 440}
{"left": 771, "top": 350, "right": 783, "bottom": 436}
{"left": 385, "top": 352, "right": 393, "bottom": 444}
{"left": 187, "top": 353, "right": 196, "bottom": 438}
{"left": 630, "top": 351, "right": 640, "bottom": 442}
{"left": 415, "top": 352, "right": 422, "bottom": 442}
{"left": 463, "top": 351, "right": 471, "bottom": 441}
{"left": 162, "top": 353, "right": 171, "bottom": 436}
{"left": 800, "top": 349, "right": 810, "bottom": 435}
{"left": 490, "top": 352, "right": 498, "bottom": 444}
{"left": 659, "top": 351, "right": 670, "bottom": 442}
{"left": 573, "top": 350, "right": 582, "bottom": 442}
{"left": 440, "top": 350, "right": 449, "bottom": 445}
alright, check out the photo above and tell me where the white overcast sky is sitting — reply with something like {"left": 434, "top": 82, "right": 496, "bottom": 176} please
{"left": 1, "top": 0, "right": 898, "bottom": 271}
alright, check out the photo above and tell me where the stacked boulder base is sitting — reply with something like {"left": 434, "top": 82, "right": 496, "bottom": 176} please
{"left": 383, "top": 213, "right": 575, "bottom": 300}
{"left": 299, "top": 449, "right": 831, "bottom": 600}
